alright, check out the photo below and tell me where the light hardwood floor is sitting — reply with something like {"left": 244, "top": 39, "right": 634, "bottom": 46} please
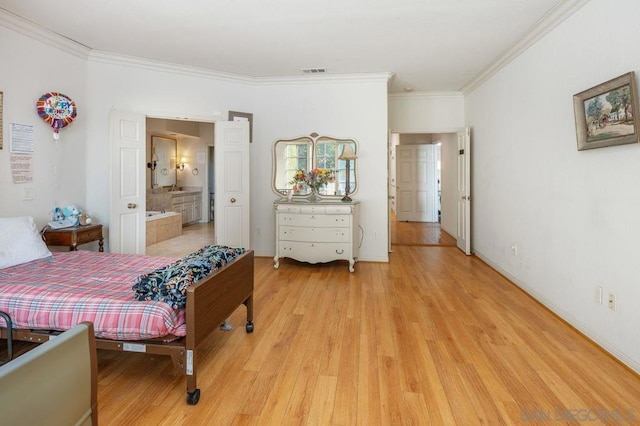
{"left": 95, "top": 225, "right": 640, "bottom": 424}
{"left": 391, "top": 217, "right": 457, "bottom": 247}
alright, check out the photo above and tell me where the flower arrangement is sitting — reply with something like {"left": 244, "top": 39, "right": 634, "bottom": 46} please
{"left": 290, "top": 168, "right": 335, "bottom": 194}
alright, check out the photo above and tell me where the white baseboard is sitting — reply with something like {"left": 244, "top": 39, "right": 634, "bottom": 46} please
{"left": 474, "top": 250, "right": 640, "bottom": 375}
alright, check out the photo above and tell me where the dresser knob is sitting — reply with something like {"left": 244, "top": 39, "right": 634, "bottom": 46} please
{"left": 336, "top": 249, "right": 344, "bottom": 254}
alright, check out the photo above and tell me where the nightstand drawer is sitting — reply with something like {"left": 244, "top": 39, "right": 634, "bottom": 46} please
{"left": 43, "top": 224, "right": 104, "bottom": 252}
{"left": 76, "top": 227, "right": 103, "bottom": 244}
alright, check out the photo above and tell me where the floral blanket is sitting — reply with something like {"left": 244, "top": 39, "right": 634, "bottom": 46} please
{"left": 132, "top": 245, "right": 245, "bottom": 309}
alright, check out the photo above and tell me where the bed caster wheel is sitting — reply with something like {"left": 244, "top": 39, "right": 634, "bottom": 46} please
{"left": 187, "top": 389, "right": 201, "bottom": 405}
{"left": 246, "top": 321, "right": 254, "bottom": 333}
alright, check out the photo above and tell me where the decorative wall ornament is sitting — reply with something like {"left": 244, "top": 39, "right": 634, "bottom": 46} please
{"left": 573, "top": 72, "right": 639, "bottom": 151}
{"left": 36, "top": 92, "right": 77, "bottom": 139}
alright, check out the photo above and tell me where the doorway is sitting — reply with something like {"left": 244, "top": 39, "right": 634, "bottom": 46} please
{"left": 145, "top": 117, "right": 216, "bottom": 244}
{"left": 389, "top": 132, "right": 458, "bottom": 247}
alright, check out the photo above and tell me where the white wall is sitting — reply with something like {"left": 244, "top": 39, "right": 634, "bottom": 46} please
{"left": 465, "top": 0, "right": 640, "bottom": 372}
{"left": 0, "top": 23, "right": 88, "bottom": 226}
{"left": 399, "top": 133, "right": 432, "bottom": 144}
{"left": 389, "top": 92, "right": 464, "bottom": 133}
{"left": 252, "top": 80, "right": 390, "bottom": 261}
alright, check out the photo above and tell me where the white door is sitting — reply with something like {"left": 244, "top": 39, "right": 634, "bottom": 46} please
{"left": 396, "top": 145, "right": 438, "bottom": 222}
{"left": 109, "top": 109, "right": 146, "bottom": 254}
{"left": 214, "top": 121, "right": 250, "bottom": 249}
{"left": 456, "top": 127, "right": 471, "bottom": 255}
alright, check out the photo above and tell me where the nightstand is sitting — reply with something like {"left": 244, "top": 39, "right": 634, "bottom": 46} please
{"left": 43, "top": 224, "right": 104, "bottom": 252}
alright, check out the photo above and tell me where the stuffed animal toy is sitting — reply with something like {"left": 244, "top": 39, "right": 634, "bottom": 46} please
{"left": 78, "top": 213, "right": 93, "bottom": 225}
{"left": 51, "top": 207, "right": 65, "bottom": 221}
{"left": 62, "top": 205, "right": 82, "bottom": 226}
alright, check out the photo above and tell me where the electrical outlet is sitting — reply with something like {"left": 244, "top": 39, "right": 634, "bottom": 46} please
{"left": 373, "top": 231, "right": 378, "bottom": 239}
{"left": 595, "top": 286, "right": 603, "bottom": 304}
{"left": 608, "top": 293, "right": 616, "bottom": 311}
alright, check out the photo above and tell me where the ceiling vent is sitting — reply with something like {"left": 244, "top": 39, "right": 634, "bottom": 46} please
{"left": 301, "top": 68, "right": 326, "bottom": 74}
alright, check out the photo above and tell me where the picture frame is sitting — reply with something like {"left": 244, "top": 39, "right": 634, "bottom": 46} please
{"left": 228, "top": 110, "right": 253, "bottom": 143}
{"left": 573, "top": 72, "right": 639, "bottom": 151}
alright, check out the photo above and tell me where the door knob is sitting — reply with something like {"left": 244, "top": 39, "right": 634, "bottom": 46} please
{"left": 230, "top": 198, "right": 236, "bottom": 203}
{"left": 127, "top": 203, "right": 137, "bottom": 209}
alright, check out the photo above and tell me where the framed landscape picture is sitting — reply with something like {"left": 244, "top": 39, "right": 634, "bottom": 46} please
{"left": 573, "top": 72, "right": 639, "bottom": 151}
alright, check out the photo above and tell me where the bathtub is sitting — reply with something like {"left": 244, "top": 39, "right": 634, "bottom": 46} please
{"left": 146, "top": 211, "right": 182, "bottom": 245}
{"left": 146, "top": 211, "right": 178, "bottom": 220}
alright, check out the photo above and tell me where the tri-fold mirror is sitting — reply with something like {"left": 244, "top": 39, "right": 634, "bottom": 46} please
{"left": 272, "top": 133, "right": 358, "bottom": 199}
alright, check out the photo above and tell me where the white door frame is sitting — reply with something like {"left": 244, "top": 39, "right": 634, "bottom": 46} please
{"left": 111, "top": 111, "right": 221, "bottom": 252}
{"left": 456, "top": 127, "right": 471, "bottom": 255}
{"left": 387, "top": 127, "right": 469, "bottom": 253}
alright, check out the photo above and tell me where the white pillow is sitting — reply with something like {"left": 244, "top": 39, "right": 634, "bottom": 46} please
{"left": 0, "top": 216, "right": 52, "bottom": 269}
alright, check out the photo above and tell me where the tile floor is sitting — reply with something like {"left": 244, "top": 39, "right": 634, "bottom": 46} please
{"left": 145, "top": 222, "right": 215, "bottom": 258}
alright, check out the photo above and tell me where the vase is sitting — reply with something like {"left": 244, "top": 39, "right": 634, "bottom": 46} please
{"left": 308, "top": 186, "right": 318, "bottom": 202}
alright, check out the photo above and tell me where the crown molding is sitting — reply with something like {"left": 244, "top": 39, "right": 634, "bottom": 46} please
{"left": 254, "top": 71, "right": 393, "bottom": 86}
{"left": 0, "top": 8, "right": 90, "bottom": 60}
{"left": 460, "top": 0, "right": 591, "bottom": 94}
{"left": 87, "top": 50, "right": 255, "bottom": 84}
{"left": 89, "top": 50, "right": 392, "bottom": 86}
{"left": 388, "top": 91, "right": 463, "bottom": 100}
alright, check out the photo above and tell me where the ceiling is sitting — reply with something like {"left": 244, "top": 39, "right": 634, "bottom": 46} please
{"left": 0, "top": 0, "right": 571, "bottom": 93}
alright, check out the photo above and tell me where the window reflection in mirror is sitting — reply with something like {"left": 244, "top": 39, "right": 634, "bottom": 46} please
{"left": 316, "top": 137, "right": 357, "bottom": 197}
{"left": 150, "top": 136, "right": 177, "bottom": 188}
{"left": 273, "top": 137, "right": 313, "bottom": 195}
{"left": 272, "top": 134, "right": 357, "bottom": 199}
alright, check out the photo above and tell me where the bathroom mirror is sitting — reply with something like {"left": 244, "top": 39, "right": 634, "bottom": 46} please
{"left": 272, "top": 134, "right": 357, "bottom": 199}
{"left": 150, "top": 136, "right": 177, "bottom": 187}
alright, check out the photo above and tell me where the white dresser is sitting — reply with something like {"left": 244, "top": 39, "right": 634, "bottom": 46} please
{"left": 274, "top": 200, "right": 360, "bottom": 272}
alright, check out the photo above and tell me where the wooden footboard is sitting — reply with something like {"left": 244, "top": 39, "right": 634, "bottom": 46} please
{"left": 185, "top": 249, "right": 254, "bottom": 403}
{"left": 0, "top": 249, "right": 255, "bottom": 405}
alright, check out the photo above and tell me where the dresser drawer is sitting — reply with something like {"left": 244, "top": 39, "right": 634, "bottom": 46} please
{"left": 279, "top": 214, "right": 349, "bottom": 227}
{"left": 276, "top": 205, "right": 301, "bottom": 214}
{"left": 300, "top": 205, "right": 326, "bottom": 215}
{"left": 325, "top": 206, "right": 352, "bottom": 214}
{"left": 278, "top": 241, "right": 351, "bottom": 263}
{"left": 279, "top": 226, "right": 349, "bottom": 243}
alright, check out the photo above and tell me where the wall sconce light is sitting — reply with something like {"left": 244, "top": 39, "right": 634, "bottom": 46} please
{"left": 147, "top": 154, "right": 158, "bottom": 170}
{"left": 339, "top": 145, "right": 357, "bottom": 202}
{"left": 176, "top": 157, "right": 186, "bottom": 171}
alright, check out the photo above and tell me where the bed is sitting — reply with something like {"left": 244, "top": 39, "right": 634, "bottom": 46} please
{"left": 0, "top": 216, "right": 254, "bottom": 405}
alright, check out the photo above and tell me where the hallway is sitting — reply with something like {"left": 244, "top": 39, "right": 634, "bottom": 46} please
{"left": 391, "top": 213, "right": 456, "bottom": 247}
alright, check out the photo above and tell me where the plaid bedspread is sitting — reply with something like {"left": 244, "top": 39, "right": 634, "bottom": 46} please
{"left": 0, "top": 251, "right": 186, "bottom": 340}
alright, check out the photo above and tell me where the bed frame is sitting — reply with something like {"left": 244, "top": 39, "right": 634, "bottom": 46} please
{"left": 0, "top": 250, "right": 254, "bottom": 405}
